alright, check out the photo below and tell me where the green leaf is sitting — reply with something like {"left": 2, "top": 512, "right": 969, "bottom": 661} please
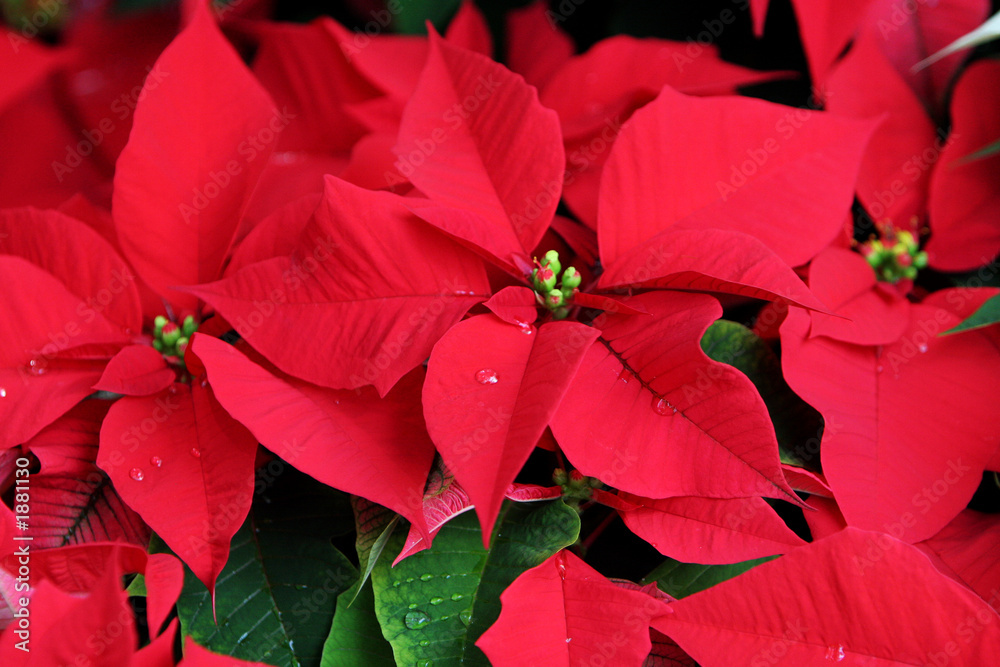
{"left": 125, "top": 573, "right": 147, "bottom": 597}
{"left": 642, "top": 556, "right": 777, "bottom": 599}
{"left": 942, "top": 294, "right": 1000, "bottom": 335}
{"left": 350, "top": 498, "right": 399, "bottom": 605}
{"left": 700, "top": 320, "right": 823, "bottom": 468}
{"left": 321, "top": 577, "right": 395, "bottom": 667}
{"left": 371, "top": 499, "right": 580, "bottom": 666}
{"left": 391, "top": 0, "right": 462, "bottom": 35}
{"left": 176, "top": 471, "right": 356, "bottom": 667}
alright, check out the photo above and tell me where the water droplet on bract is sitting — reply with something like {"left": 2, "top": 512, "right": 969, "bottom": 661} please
{"left": 419, "top": 573, "right": 433, "bottom": 581}
{"left": 459, "top": 610, "right": 473, "bottom": 626}
{"left": 200, "top": 379, "right": 208, "bottom": 388}
{"left": 824, "top": 645, "right": 845, "bottom": 662}
{"left": 189, "top": 447, "right": 201, "bottom": 458}
{"left": 557, "top": 561, "right": 567, "bottom": 580}
{"left": 0, "top": 388, "right": 6, "bottom": 398}
{"left": 149, "top": 456, "right": 162, "bottom": 468}
{"left": 129, "top": 468, "right": 144, "bottom": 482}
{"left": 918, "top": 343, "right": 928, "bottom": 353}
{"left": 566, "top": 637, "right": 573, "bottom": 643}
{"left": 404, "top": 610, "right": 431, "bottom": 630}
{"left": 429, "top": 597, "right": 444, "bottom": 606}
{"left": 27, "top": 359, "right": 45, "bottom": 376}
{"left": 653, "top": 397, "right": 675, "bottom": 416}
{"left": 168, "top": 385, "right": 178, "bottom": 395}
{"left": 876, "top": 365, "right": 884, "bottom": 373}
{"left": 450, "top": 593, "right": 463, "bottom": 601}
{"left": 475, "top": 369, "right": 498, "bottom": 385}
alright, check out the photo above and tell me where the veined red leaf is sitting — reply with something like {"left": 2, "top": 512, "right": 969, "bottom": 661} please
{"left": 225, "top": 193, "right": 321, "bottom": 276}
{"left": 477, "top": 550, "right": 671, "bottom": 666}
{"left": 0, "top": 257, "right": 127, "bottom": 449}
{"left": 14, "top": 401, "right": 149, "bottom": 550}
{"left": 394, "top": 467, "right": 475, "bottom": 563}
{"left": 505, "top": 0, "right": 574, "bottom": 90}
{"left": 0, "top": 207, "right": 142, "bottom": 332}
{"left": 597, "top": 227, "right": 831, "bottom": 313}
{"left": 917, "top": 510, "right": 1000, "bottom": 610}
{"left": 423, "top": 315, "right": 599, "bottom": 540}
{"left": 188, "top": 176, "right": 489, "bottom": 396}
{"left": 598, "top": 85, "right": 876, "bottom": 270}
{"left": 112, "top": 4, "right": 280, "bottom": 311}
{"left": 396, "top": 31, "right": 564, "bottom": 264}
{"left": 806, "top": 248, "right": 910, "bottom": 346}
{"left": 654, "top": 528, "right": 1000, "bottom": 665}
{"left": 551, "top": 291, "right": 800, "bottom": 503}
{"left": 619, "top": 493, "right": 806, "bottom": 564}
{"left": 781, "top": 465, "right": 833, "bottom": 498}
{"left": 97, "top": 382, "right": 258, "bottom": 593}
{"left": 192, "top": 334, "right": 435, "bottom": 538}
{"left": 926, "top": 60, "right": 1000, "bottom": 272}
{"left": 94, "top": 345, "right": 176, "bottom": 396}
{"left": 781, "top": 300, "right": 1000, "bottom": 543}
{"left": 483, "top": 286, "right": 538, "bottom": 327}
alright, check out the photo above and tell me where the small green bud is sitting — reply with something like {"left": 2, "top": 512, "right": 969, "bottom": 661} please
{"left": 161, "top": 322, "right": 181, "bottom": 347}
{"left": 545, "top": 289, "right": 564, "bottom": 309}
{"left": 153, "top": 315, "right": 168, "bottom": 337}
{"left": 552, "top": 306, "right": 570, "bottom": 320}
{"left": 182, "top": 315, "right": 197, "bottom": 337}
{"left": 553, "top": 468, "right": 568, "bottom": 486}
{"left": 176, "top": 336, "right": 189, "bottom": 350}
{"left": 152, "top": 339, "right": 163, "bottom": 352}
{"left": 533, "top": 265, "right": 557, "bottom": 292}
{"left": 543, "top": 250, "right": 561, "bottom": 276}
{"left": 561, "top": 266, "right": 581, "bottom": 290}
{"left": 913, "top": 251, "right": 928, "bottom": 269}
{"left": 903, "top": 266, "right": 918, "bottom": 280}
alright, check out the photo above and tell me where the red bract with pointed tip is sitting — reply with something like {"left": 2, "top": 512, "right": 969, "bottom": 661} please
{"left": 654, "top": 528, "right": 1000, "bottom": 665}
{"left": 477, "top": 550, "right": 671, "bottom": 666}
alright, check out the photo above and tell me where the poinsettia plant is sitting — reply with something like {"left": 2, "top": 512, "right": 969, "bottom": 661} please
{"left": 2, "top": 0, "right": 1000, "bottom": 664}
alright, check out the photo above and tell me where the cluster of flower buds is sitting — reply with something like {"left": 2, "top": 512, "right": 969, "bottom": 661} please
{"left": 552, "top": 468, "right": 604, "bottom": 504}
{"left": 858, "top": 228, "right": 928, "bottom": 283}
{"left": 152, "top": 315, "right": 198, "bottom": 364}
{"left": 531, "top": 250, "right": 582, "bottom": 320}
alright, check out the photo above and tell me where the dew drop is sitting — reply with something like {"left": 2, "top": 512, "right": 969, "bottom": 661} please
{"left": 404, "top": 610, "right": 431, "bottom": 630}
{"left": 429, "top": 597, "right": 444, "bottom": 606}
{"left": 876, "top": 364, "right": 884, "bottom": 373}
{"left": 416, "top": 660, "right": 433, "bottom": 667}
{"left": 27, "top": 359, "right": 46, "bottom": 376}
{"left": 200, "top": 379, "right": 208, "bottom": 388}
{"left": 149, "top": 456, "right": 163, "bottom": 468}
{"left": 557, "top": 561, "right": 567, "bottom": 580}
{"left": 189, "top": 447, "right": 201, "bottom": 458}
{"left": 450, "top": 593, "right": 464, "bottom": 602}
{"left": 918, "top": 343, "right": 928, "bottom": 353}
{"left": 652, "top": 397, "right": 676, "bottom": 416}
{"left": 824, "top": 645, "right": 845, "bottom": 662}
{"left": 419, "top": 573, "right": 434, "bottom": 581}
{"left": 0, "top": 388, "right": 6, "bottom": 398}
{"left": 459, "top": 610, "right": 473, "bottom": 627}
{"left": 566, "top": 637, "right": 573, "bottom": 644}
{"left": 405, "top": 577, "right": 415, "bottom": 583}
{"left": 392, "top": 581, "right": 402, "bottom": 588}
{"left": 408, "top": 603, "right": 418, "bottom": 610}
{"left": 129, "top": 468, "right": 145, "bottom": 482}
{"left": 418, "top": 640, "right": 430, "bottom": 647}
{"left": 475, "top": 369, "right": 499, "bottom": 385}
{"left": 168, "top": 385, "right": 178, "bottom": 395}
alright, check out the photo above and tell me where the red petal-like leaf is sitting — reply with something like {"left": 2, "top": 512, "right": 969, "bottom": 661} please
{"left": 16, "top": 401, "right": 149, "bottom": 550}
{"left": 192, "top": 334, "right": 435, "bottom": 537}
{"left": 806, "top": 247, "right": 910, "bottom": 345}
{"left": 423, "top": 315, "right": 599, "bottom": 539}
{"left": 506, "top": 0, "right": 574, "bottom": 89}
{"left": 0, "top": 207, "right": 142, "bottom": 332}
{"left": 918, "top": 510, "right": 1000, "bottom": 610}
{"left": 445, "top": 0, "right": 493, "bottom": 57}
{"left": 483, "top": 286, "right": 538, "bottom": 326}
{"left": 97, "top": 383, "right": 258, "bottom": 592}
{"left": 552, "top": 291, "right": 799, "bottom": 502}
{"left": 112, "top": 4, "right": 279, "bottom": 310}
{"left": 781, "top": 299, "right": 1000, "bottom": 542}
{"left": 789, "top": 0, "right": 877, "bottom": 88}
{"left": 598, "top": 85, "right": 876, "bottom": 270}
{"left": 926, "top": 60, "right": 1000, "bottom": 271}
{"left": 396, "top": 31, "right": 564, "bottom": 264}
{"left": 94, "top": 345, "right": 176, "bottom": 396}
{"left": 477, "top": 550, "right": 670, "bottom": 665}
{"left": 619, "top": 493, "right": 806, "bottom": 564}
{"left": 597, "top": 227, "right": 831, "bottom": 313}
{"left": 654, "top": 528, "right": 1000, "bottom": 664}
{"left": 189, "top": 176, "right": 489, "bottom": 396}
{"left": 394, "top": 469, "right": 475, "bottom": 563}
